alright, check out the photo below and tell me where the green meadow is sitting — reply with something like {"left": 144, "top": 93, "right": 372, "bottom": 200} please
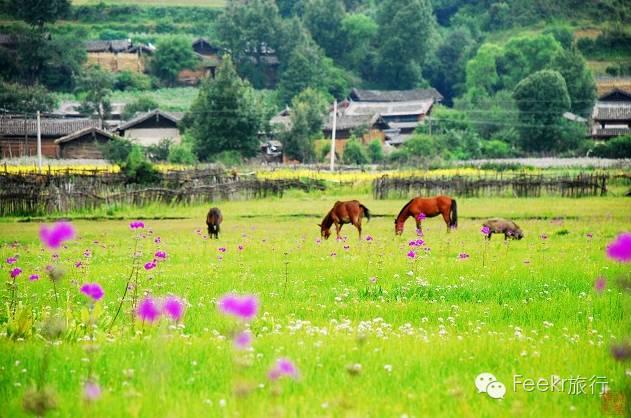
{"left": 0, "top": 196, "right": 629, "bottom": 417}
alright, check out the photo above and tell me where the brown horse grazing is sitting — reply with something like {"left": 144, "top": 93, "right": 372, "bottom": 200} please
{"left": 319, "top": 200, "right": 371, "bottom": 240}
{"left": 394, "top": 195, "right": 457, "bottom": 235}
{"left": 206, "top": 207, "right": 223, "bottom": 239}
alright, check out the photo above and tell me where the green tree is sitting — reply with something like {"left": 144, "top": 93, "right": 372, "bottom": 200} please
{"left": 76, "top": 66, "right": 115, "bottom": 121}
{"left": 340, "top": 13, "right": 378, "bottom": 71}
{"left": 303, "top": 0, "right": 346, "bottom": 61}
{"left": 373, "top": 0, "right": 434, "bottom": 88}
{"left": 367, "top": 139, "right": 384, "bottom": 163}
{"left": 512, "top": 70, "right": 571, "bottom": 153}
{"left": 403, "top": 134, "right": 438, "bottom": 159}
{"left": 343, "top": 138, "right": 369, "bottom": 164}
{"left": 122, "top": 96, "right": 159, "bottom": 120}
{"left": 281, "top": 88, "right": 328, "bottom": 162}
{"left": 150, "top": 36, "right": 196, "bottom": 87}
{"left": 277, "top": 36, "right": 325, "bottom": 104}
{"left": 0, "top": 81, "right": 56, "bottom": 113}
{"left": 465, "top": 43, "right": 502, "bottom": 98}
{"left": 548, "top": 48, "right": 596, "bottom": 116}
{"left": 187, "top": 56, "right": 262, "bottom": 160}
{"left": 7, "top": 0, "right": 70, "bottom": 27}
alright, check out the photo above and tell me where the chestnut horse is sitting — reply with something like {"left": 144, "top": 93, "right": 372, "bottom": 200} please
{"left": 394, "top": 195, "right": 457, "bottom": 235}
{"left": 206, "top": 207, "right": 223, "bottom": 239}
{"left": 319, "top": 200, "right": 371, "bottom": 240}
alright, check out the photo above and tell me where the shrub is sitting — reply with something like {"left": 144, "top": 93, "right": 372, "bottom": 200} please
{"left": 367, "top": 139, "right": 384, "bottom": 163}
{"left": 114, "top": 71, "right": 152, "bottom": 91}
{"left": 122, "top": 96, "right": 159, "bottom": 120}
{"left": 481, "top": 139, "right": 513, "bottom": 158}
{"left": 122, "top": 145, "right": 161, "bottom": 184}
{"left": 591, "top": 135, "right": 631, "bottom": 159}
{"left": 146, "top": 139, "right": 172, "bottom": 162}
{"left": 213, "top": 150, "right": 242, "bottom": 167}
{"left": 343, "top": 138, "right": 369, "bottom": 165}
{"left": 168, "top": 142, "right": 197, "bottom": 165}
{"left": 100, "top": 137, "right": 133, "bottom": 164}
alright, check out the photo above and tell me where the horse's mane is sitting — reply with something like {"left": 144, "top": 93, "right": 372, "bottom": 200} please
{"left": 321, "top": 210, "right": 334, "bottom": 228}
{"left": 395, "top": 198, "right": 416, "bottom": 221}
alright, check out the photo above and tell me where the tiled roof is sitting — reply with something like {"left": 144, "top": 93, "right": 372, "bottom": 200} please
{"left": 592, "top": 127, "right": 631, "bottom": 138}
{"left": 344, "top": 100, "right": 433, "bottom": 117}
{"left": 54, "top": 127, "right": 114, "bottom": 144}
{"left": 0, "top": 118, "right": 101, "bottom": 137}
{"left": 350, "top": 88, "right": 443, "bottom": 102}
{"left": 593, "top": 103, "right": 631, "bottom": 120}
{"left": 324, "top": 114, "right": 377, "bottom": 131}
{"left": 85, "top": 39, "right": 133, "bottom": 53}
{"left": 116, "top": 109, "right": 182, "bottom": 131}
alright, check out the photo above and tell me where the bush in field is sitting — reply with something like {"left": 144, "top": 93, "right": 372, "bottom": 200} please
{"left": 343, "top": 138, "right": 369, "bottom": 165}
{"left": 114, "top": 71, "right": 152, "bottom": 92}
{"left": 150, "top": 35, "right": 196, "bottom": 87}
{"left": 168, "top": 142, "right": 197, "bottom": 165}
{"left": 100, "top": 136, "right": 133, "bottom": 164}
{"left": 592, "top": 135, "right": 631, "bottom": 159}
{"left": 481, "top": 139, "right": 514, "bottom": 158}
{"left": 122, "top": 145, "right": 161, "bottom": 184}
{"left": 213, "top": 150, "right": 242, "bottom": 167}
{"left": 146, "top": 139, "right": 172, "bottom": 162}
{"left": 122, "top": 96, "right": 159, "bottom": 120}
{"left": 367, "top": 139, "right": 384, "bottom": 163}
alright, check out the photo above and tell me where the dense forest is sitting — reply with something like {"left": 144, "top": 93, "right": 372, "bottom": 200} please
{"left": 1, "top": 0, "right": 631, "bottom": 164}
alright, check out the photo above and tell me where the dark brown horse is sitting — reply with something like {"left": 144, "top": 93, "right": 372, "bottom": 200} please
{"left": 394, "top": 195, "right": 457, "bottom": 235}
{"left": 319, "top": 200, "right": 371, "bottom": 240}
{"left": 206, "top": 207, "right": 223, "bottom": 239}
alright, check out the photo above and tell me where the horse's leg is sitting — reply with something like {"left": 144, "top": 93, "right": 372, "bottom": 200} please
{"left": 335, "top": 222, "right": 342, "bottom": 239}
{"left": 441, "top": 210, "right": 451, "bottom": 233}
{"left": 415, "top": 220, "right": 423, "bottom": 235}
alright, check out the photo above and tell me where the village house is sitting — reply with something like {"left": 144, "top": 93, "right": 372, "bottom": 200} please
{"left": 115, "top": 109, "right": 182, "bottom": 147}
{"left": 0, "top": 117, "right": 102, "bottom": 158}
{"left": 177, "top": 38, "right": 225, "bottom": 85}
{"left": 591, "top": 88, "right": 631, "bottom": 140}
{"left": 55, "top": 127, "right": 115, "bottom": 159}
{"left": 85, "top": 39, "right": 154, "bottom": 73}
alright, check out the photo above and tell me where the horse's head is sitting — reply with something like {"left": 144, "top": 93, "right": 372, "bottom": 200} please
{"left": 394, "top": 220, "right": 404, "bottom": 235}
{"left": 318, "top": 223, "right": 331, "bottom": 240}
{"left": 513, "top": 229, "right": 524, "bottom": 240}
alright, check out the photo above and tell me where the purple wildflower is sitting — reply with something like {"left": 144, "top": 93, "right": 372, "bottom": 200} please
{"left": 162, "top": 296, "right": 185, "bottom": 321}
{"left": 268, "top": 358, "right": 299, "bottom": 381}
{"left": 83, "top": 380, "right": 102, "bottom": 402}
{"left": 218, "top": 247, "right": 226, "bottom": 253}
{"left": 29, "top": 274, "right": 39, "bottom": 281}
{"left": 137, "top": 297, "right": 160, "bottom": 322}
{"left": 83, "top": 249, "right": 91, "bottom": 258}
{"left": 144, "top": 260, "right": 156, "bottom": 270}
{"left": 343, "top": 245, "right": 350, "bottom": 251}
{"left": 315, "top": 239, "right": 321, "bottom": 244}
{"left": 154, "top": 237, "right": 161, "bottom": 244}
{"left": 234, "top": 331, "right": 253, "bottom": 349}
{"left": 416, "top": 212, "right": 426, "bottom": 221}
{"left": 10, "top": 267, "right": 22, "bottom": 278}
{"left": 330, "top": 252, "right": 337, "bottom": 257}
{"left": 458, "top": 253, "right": 470, "bottom": 260}
{"left": 540, "top": 234, "right": 548, "bottom": 240}
{"left": 80, "top": 283, "right": 104, "bottom": 301}
{"left": 39, "top": 221, "right": 76, "bottom": 249}
{"left": 218, "top": 294, "right": 258, "bottom": 321}
{"left": 586, "top": 233, "right": 593, "bottom": 239}
{"left": 369, "top": 277, "right": 377, "bottom": 284}
{"left": 594, "top": 277, "right": 607, "bottom": 293}
{"left": 6, "top": 256, "right": 17, "bottom": 264}
{"left": 154, "top": 250, "right": 167, "bottom": 260}
{"left": 610, "top": 342, "right": 631, "bottom": 362}
{"left": 481, "top": 226, "right": 490, "bottom": 235}
{"left": 365, "top": 235, "right": 373, "bottom": 241}
{"left": 129, "top": 221, "right": 144, "bottom": 229}
{"left": 75, "top": 261, "right": 83, "bottom": 268}
{"left": 606, "top": 232, "right": 631, "bottom": 263}
{"left": 238, "top": 245, "right": 244, "bottom": 251}
{"left": 416, "top": 228, "right": 424, "bottom": 237}
{"left": 407, "top": 250, "right": 416, "bottom": 259}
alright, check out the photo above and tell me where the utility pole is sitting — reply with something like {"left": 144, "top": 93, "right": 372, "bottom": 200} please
{"left": 36, "top": 110, "right": 42, "bottom": 171}
{"left": 330, "top": 100, "right": 337, "bottom": 172}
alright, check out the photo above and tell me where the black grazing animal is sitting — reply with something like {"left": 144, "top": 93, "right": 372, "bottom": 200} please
{"left": 206, "top": 207, "right": 223, "bottom": 239}
{"left": 482, "top": 218, "right": 524, "bottom": 240}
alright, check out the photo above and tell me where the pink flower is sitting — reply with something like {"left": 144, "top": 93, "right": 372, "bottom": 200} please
{"left": 218, "top": 247, "right": 226, "bottom": 253}
{"left": 6, "top": 256, "right": 17, "bottom": 264}
{"left": 39, "top": 221, "right": 76, "bottom": 249}
{"left": 416, "top": 212, "right": 426, "bottom": 221}
{"left": 29, "top": 274, "right": 39, "bottom": 281}
{"left": 315, "top": 239, "right": 321, "bottom": 244}
{"left": 458, "top": 253, "right": 470, "bottom": 260}
{"left": 594, "top": 277, "right": 606, "bottom": 293}
{"left": 83, "top": 380, "right": 101, "bottom": 401}
{"left": 606, "top": 233, "right": 631, "bottom": 263}
{"left": 154, "top": 251, "right": 167, "bottom": 260}
{"left": 540, "top": 234, "right": 548, "bottom": 240}
{"left": 80, "top": 283, "right": 104, "bottom": 301}
{"left": 218, "top": 294, "right": 258, "bottom": 321}
{"left": 268, "top": 358, "right": 299, "bottom": 381}
{"left": 75, "top": 261, "right": 83, "bottom": 268}
{"left": 586, "top": 233, "right": 593, "bottom": 239}
{"left": 365, "top": 235, "right": 373, "bottom": 241}
{"left": 10, "top": 267, "right": 21, "bottom": 278}
{"left": 234, "top": 331, "right": 253, "bottom": 349}
{"left": 154, "top": 237, "right": 161, "bottom": 244}
{"left": 83, "top": 249, "right": 91, "bottom": 258}
{"left": 144, "top": 260, "right": 156, "bottom": 270}
{"left": 137, "top": 297, "right": 160, "bottom": 322}
{"left": 330, "top": 252, "right": 337, "bottom": 257}
{"left": 129, "top": 221, "right": 144, "bottom": 229}
{"left": 238, "top": 245, "right": 244, "bottom": 251}
{"left": 407, "top": 250, "right": 416, "bottom": 259}
{"left": 163, "top": 296, "right": 185, "bottom": 321}
{"left": 416, "top": 229, "right": 424, "bottom": 237}
{"left": 343, "top": 245, "right": 350, "bottom": 251}
{"left": 481, "top": 226, "right": 490, "bottom": 235}
{"left": 369, "top": 277, "right": 377, "bottom": 284}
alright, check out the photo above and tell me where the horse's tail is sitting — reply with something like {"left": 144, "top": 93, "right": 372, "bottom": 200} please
{"left": 450, "top": 199, "right": 458, "bottom": 229}
{"left": 360, "top": 204, "right": 371, "bottom": 222}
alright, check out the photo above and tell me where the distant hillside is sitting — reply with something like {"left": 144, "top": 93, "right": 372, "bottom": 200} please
{"left": 73, "top": 0, "right": 224, "bottom": 7}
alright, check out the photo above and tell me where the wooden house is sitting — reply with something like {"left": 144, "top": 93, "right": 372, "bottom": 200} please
{"left": 55, "top": 127, "right": 115, "bottom": 159}
{"left": 115, "top": 109, "right": 182, "bottom": 147}
{"left": 177, "top": 38, "right": 225, "bottom": 85}
{"left": 591, "top": 88, "right": 631, "bottom": 140}
{"left": 0, "top": 117, "right": 101, "bottom": 159}
{"left": 85, "top": 39, "right": 154, "bottom": 73}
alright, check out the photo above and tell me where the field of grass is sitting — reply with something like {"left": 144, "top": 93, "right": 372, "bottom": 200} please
{"left": 0, "top": 195, "right": 629, "bottom": 417}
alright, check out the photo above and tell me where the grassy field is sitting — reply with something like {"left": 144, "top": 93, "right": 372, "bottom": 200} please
{"left": 0, "top": 195, "right": 629, "bottom": 417}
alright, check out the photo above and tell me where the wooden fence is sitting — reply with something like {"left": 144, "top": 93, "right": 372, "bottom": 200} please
{"left": 0, "top": 168, "right": 325, "bottom": 216}
{"left": 372, "top": 174, "right": 609, "bottom": 199}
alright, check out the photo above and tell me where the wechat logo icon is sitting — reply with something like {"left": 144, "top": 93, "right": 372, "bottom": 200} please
{"left": 476, "top": 372, "right": 507, "bottom": 399}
